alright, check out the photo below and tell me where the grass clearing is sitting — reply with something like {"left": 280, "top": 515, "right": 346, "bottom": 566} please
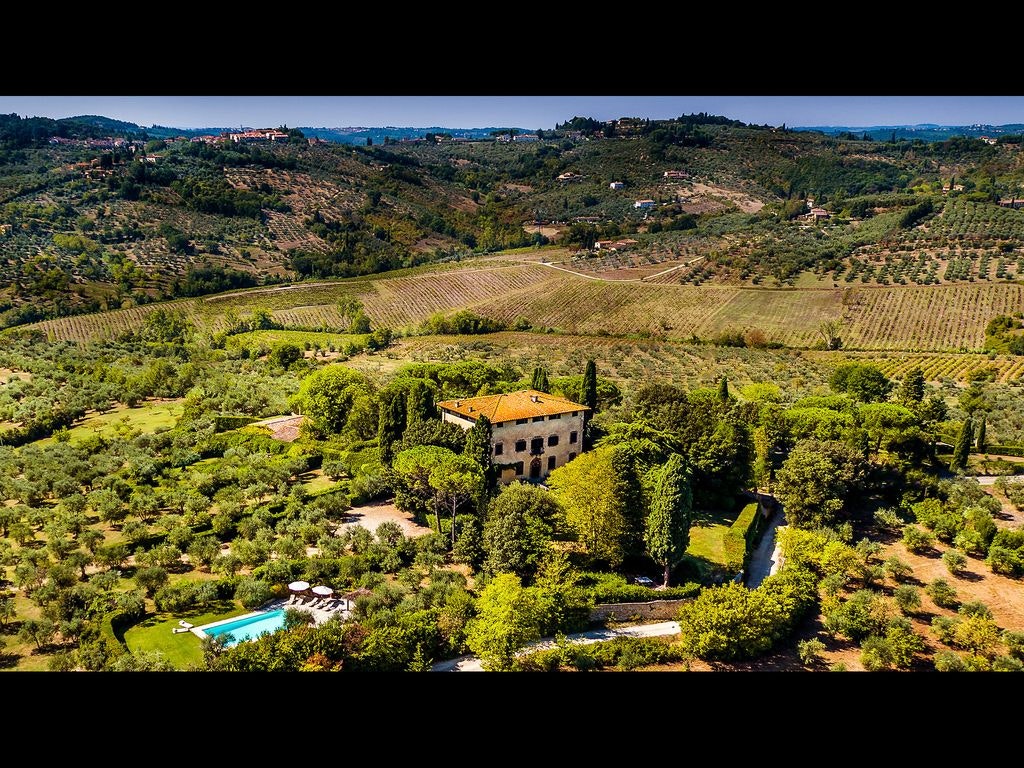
{"left": 686, "top": 506, "right": 742, "bottom": 568}
{"left": 122, "top": 601, "right": 247, "bottom": 670}
{"left": 300, "top": 469, "right": 338, "bottom": 492}
{"left": 34, "top": 399, "right": 184, "bottom": 447}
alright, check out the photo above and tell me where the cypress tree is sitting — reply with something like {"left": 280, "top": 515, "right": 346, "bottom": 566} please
{"left": 950, "top": 418, "right": 972, "bottom": 472}
{"left": 581, "top": 359, "right": 598, "bottom": 410}
{"left": 464, "top": 415, "right": 496, "bottom": 490}
{"left": 531, "top": 366, "right": 549, "bottom": 393}
{"left": 644, "top": 453, "right": 693, "bottom": 587}
{"left": 405, "top": 380, "right": 435, "bottom": 425}
{"left": 377, "top": 391, "right": 406, "bottom": 466}
{"left": 976, "top": 417, "right": 987, "bottom": 453}
{"left": 896, "top": 367, "right": 925, "bottom": 405}
{"left": 610, "top": 444, "right": 645, "bottom": 557}
{"left": 718, "top": 376, "right": 729, "bottom": 402}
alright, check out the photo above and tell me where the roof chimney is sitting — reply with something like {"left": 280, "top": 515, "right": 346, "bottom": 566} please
{"left": 468, "top": 406, "right": 474, "bottom": 412}
{"left": 530, "top": 395, "right": 538, "bottom": 403}
{"left": 455, "top": 400, "right": 461, "bottom": 407}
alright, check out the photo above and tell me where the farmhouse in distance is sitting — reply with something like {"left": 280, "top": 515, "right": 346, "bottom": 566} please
{"left": 437, "top": 389, "right": 589, "bottom": 483}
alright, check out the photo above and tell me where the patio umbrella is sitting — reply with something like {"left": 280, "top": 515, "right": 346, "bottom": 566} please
{"left": 312, "top": 585, "right": 334, "bottom": 598}
{"left": 288, "top": 581, "right": 310, "bottom": 592}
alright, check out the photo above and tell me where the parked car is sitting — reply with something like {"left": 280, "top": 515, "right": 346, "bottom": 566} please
{"left": 632, "top": 575, "right": 655, "bottom": 588}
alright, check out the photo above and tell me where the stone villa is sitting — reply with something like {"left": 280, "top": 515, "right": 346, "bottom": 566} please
{"left": 437, "top": 389, "right": 590, "bottom": 483}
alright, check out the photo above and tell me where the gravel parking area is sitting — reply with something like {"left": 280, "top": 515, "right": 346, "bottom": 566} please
{"left": 338, "top": 500, "right": 433, "bottom": 538}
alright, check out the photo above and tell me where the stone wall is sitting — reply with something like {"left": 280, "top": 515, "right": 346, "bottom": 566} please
{"left": 590, "top": 599, "right": 690, "bottom": 623}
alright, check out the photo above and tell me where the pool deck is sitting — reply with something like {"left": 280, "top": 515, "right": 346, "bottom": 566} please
{"left": 191, "top": 597, "right": 351, "bottom": 640}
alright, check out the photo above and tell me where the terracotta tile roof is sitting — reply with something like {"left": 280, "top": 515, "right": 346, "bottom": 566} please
{"left": 437, "top": 389, "right": 589, "bottom": 423}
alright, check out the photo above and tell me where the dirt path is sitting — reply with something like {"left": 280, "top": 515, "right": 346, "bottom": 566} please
{"left": 251, "top": 414, "right": 304, "bottom": 442}
{"left": 975, "top": 473, "right": 1024, "bottom": 486}
{"left": 642, "top": 255, "right": 705, "bottom": 282}
{"left": 337, "top": 500, "right": 433, "bottom": 539}
{"left": 537, "top": 261, "right": 635, "bottom": 281}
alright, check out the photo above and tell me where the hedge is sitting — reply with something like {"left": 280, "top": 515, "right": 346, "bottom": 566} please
{"left": 983, "top": 445, "right": 1024, "bottom": 458}
{"left": 213, "top": 415, "right": 259, "bottom": 432}
{"left": 579, "top": 572, "right": 701, "bottom": 604}
{"left": 102, "top": 611, "right": 133, "bottom": 652}
{"left": 514, "top": 636, "right": 686, "bottom": 672}
{"left": 200, "top": 429, "right": 288, "bottom": 458}
{"left": 307, "top": 483, "right": 349, "bottom": 499}
{"left": 723, "top": 503, "right": 761, "bottom": 572}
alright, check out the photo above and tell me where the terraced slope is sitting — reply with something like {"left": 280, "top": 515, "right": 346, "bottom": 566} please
{"left": 21, "top": 260, "right": 1024, "bottom": 353}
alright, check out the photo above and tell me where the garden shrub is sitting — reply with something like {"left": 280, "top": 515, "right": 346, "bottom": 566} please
{"left": 926, "top": 578, "right": 959, "bottom": 609}
{"left": 902, "top": 524, "right": 935, "bottom": 553}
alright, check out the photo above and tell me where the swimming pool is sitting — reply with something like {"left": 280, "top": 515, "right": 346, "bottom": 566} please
{"left": 200, "top": 609, "right": 286, "bottom": 647}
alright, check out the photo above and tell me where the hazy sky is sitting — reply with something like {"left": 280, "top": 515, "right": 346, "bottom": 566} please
{"left": 1, "top": 96, "right": 1022, "bottom": 129}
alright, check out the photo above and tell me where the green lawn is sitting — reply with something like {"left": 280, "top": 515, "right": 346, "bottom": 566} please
{"left": 123, "top": 601, "right": 247, "bottom": 670}
{"left": 35, "top": 399, "right": 184, "bottom": 447}
{"left": 299, "top": 469, "right": 338, "bottom": 492}
{"left": 685, "top": 507, "right": 742, "bottom": 568}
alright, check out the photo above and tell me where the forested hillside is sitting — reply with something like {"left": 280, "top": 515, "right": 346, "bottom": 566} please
{"left": 3, "top": 112, "right": 1023, "bottom": 330}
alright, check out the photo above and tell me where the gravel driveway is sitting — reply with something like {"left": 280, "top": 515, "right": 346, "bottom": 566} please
{"left": 337, "top": 500, "right": 433, "bottom": 538}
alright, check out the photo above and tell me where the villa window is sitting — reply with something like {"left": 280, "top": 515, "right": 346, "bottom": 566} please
{"left": 515, "top": 439, "right": 527, "bottom": 452}
{"left": 532, "top": 416, "right": 545, "bottom": 423}
{"left": 516, "top": 418, "right": 528, "bottom": 425}
{"left": 568, "top": 452, "right": 576, "bottom": 461}
{"left": 494, "top": 443, "right": 503, "bottom": 456}
{"left": 569, "top": 431, "right": 578, "bottom": 444}
{"left": 547, "top": 456, "right": 556, "bottom": 471}
{"left": 548, "top": 434, "right": 558, "bottom": 447}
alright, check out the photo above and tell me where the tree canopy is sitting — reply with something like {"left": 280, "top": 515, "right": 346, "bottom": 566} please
{"left": 291, "top": 365, "right": 371, "bottom": 438}
{"left": 829, "top": 363, "right": 893, "bottom": 403}
{"left": 775, "top": 439, "right": 866, "bottom": 528}
{"left": 482, "top": 482, "right": 562, "bottom": 581}
{"left": 546, "top": 445, "right": 628, "bottom": 567}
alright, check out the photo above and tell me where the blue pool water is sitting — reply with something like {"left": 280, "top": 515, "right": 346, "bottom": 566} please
{"left": 203, "top": 609, "right": 286, "bottom": 647}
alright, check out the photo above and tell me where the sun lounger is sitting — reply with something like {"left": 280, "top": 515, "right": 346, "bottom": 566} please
{"left": 172, "top": 627, "right": 191, "bottom": 634}
{"left": 178, "top": 620, "right": 194, "bottom": 629}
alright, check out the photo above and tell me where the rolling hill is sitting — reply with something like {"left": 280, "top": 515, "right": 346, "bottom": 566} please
{"left": 2, "top": 111, "right": 1024, "bottom": 357}
{"left": 20, "top": 254, "right": 1024, "bottom": 353}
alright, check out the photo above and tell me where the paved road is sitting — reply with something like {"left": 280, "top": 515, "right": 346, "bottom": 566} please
{"left": 745, "top": 508, "right": 785, "bottom": 589}
{"left": 976, "top": 474, "right": 1024, "bottom": 486}
{"left": 431, "top": 620, "right": 681, "bottom": 672}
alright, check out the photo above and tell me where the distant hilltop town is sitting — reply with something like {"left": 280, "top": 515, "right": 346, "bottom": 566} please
{"left": 49, "top": 128, "right": 297, "bottom": 149}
